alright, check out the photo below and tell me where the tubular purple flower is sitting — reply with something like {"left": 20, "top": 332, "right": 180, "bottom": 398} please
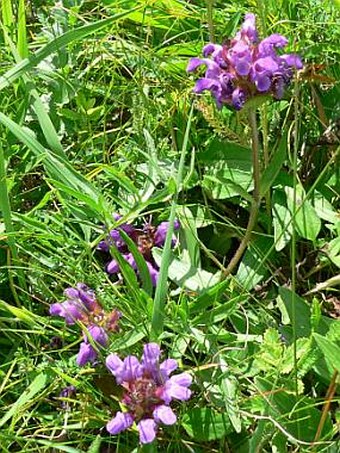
{"left": 77, "top": 342, "right": 98, "bottom": 366}
{"left": 106, "top": 343, "right": 192, "bottom": 444}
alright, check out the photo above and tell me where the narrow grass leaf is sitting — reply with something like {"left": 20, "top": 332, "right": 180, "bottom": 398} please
{"left": 0, "top": 6, "right": 143, "bottom": 90}
{"left": 0, "top": 373, "right": 47, "bottom": 428}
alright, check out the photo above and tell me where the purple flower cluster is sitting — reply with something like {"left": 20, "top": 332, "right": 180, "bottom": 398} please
{"left": 98, "top": 214, "right": 180, "bottom": 286}
{"left": 106, "top": 343, "right": 192, "bottom": 444}
{"left": 50, "top": 283, "right": 121, "bottom": 366}
{"left": 187, "top": 13, "right": 303, "bottom": 110}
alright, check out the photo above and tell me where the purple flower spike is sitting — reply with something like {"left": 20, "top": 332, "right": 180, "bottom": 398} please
{"left": 188, "top": 13, "right": 302, "bottom": 109}
{"left": 105, "top": 343, "right": 193, "bottom": 444}
{"left": 50, "top": 284, "right": 120, "bottom": 367}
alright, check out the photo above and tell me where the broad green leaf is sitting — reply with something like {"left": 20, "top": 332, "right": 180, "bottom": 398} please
{"left": 182, "top": 407, "right": 232, "bottom": 441}
{"left": 326, "top": 236, "right": 340, "bottom": 268}
{"left": 260, "top": 131, "right": 287, "bottom": 197}
{"left": 153, "top": 248, "right": 221, "bottom": 293}
{"left": 272, "top": 189, "right": 293, "bottom": 251}
{"left": 278, "top": 287, "right": 331, "bottom": 340}
{"left": 313, "top": 191, "right": 338, "bottom": 224}
{"left": 236, "top": 235, "right": 273, "bottom": 289}
{"left": 177, "top": 206, "right": 201, "bottom": 268}
{"left": 285, "top": 185, "right": 321, "bottom": 242}
{"left": 219, "top": 359, "right": 242, "bottom": 433}
{"left": 313, "top": 333, "right": 340, "bottom": 372}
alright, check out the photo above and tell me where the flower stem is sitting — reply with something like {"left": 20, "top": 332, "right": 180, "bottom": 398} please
{"left": 223, "top": 108, "right": 260, "bottom": 277}
{"left": 0, "top": 140, "right": 25, "bottom": 305}
{"left": 205, "top": 0, "right": 215, "bottom": 42}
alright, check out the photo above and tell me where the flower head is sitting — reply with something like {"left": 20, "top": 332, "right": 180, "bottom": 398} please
{"left": 187, "top": 13, "right": 302, "bottom": 110}
{"left": 106, "top": 343, "right": 192, "bottom": 444}
{"left": 98, "top": 215, "right": 180, "bottom": 286}
{"left": 50, "top": 283, "right": 121, "bottom": 366}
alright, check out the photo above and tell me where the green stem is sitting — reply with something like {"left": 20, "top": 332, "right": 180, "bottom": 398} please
{"left": 205, "top": 0, "right": 215, "bottom": 42}
{"left": 223, "top": 109, "right": 260, "bottom": 277}
{"left": 0, "top": 140, "right": 24, "bottom": 305}
{"left": 291, "top": 81, "right": 300, "bottom": 399}
{"left": 261, "top": 104, "right": 272, "bottom": 228}
{"left": 151, "top": 105, "right": 193, "bottom": 340}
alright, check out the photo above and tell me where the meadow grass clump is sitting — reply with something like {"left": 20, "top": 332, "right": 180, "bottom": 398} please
{"left": 0, "top": 1, "right": 339, "bottom": 452}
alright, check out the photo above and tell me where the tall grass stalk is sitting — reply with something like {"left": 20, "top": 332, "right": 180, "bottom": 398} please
{"left": 151, "top": 105, "right": 193, "bottom": 340}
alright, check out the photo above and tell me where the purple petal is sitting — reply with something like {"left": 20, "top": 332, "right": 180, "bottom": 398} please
{"left": 122, "top": 356, "right": 143, "bottom": 382}
{"left": 63, "top": 287, "right": 79, "bottom": 298}
{"left": 106, "top": 259, "right": 120, "bottom": 274}
{"left": 153, "top": 405, "right": 177, "bottom": 425}
{"left": 254, "top": 56, "right": 279, "bottom": 74}
{"left": 160, "top": 359, "right": 178, "bottom": 377}
{"left": 280, "top": 54, "right": 303, "bottom": 69}
{"left": 193, "top": 78, "right": 221, "bottom": 94}
{"left": 154, "top": 222, "right": 169, "bottom": 246}
{"left": 170, "top": 372, "right": 193, "bottom": 388}
{"left": 241, "top": 13, "right": 258, "bottom": 43}
{"left": 123, "top": 252, "right": 137, "bottom": 270}
{"left": 142, "top": 343, "right": 161, "bottom": 373}
{"left": 97, "top": 240, "right": 109, "bottom": 252}
{"left": 231, "top": 88, "right": 247, "bottom": 110}
{"left": 76, "top": 284, "right": 97, "bottom": 310}
{"left": 146, "top": 261, "right": 159, "bottom": 286}
{"left": 76, "top": 342, "right": 98, "bottom": 366}
{"left": 187, "top": 57, "right": 206, "bottom": 72}
{"left": 235, "top": 60, "right": 251, "bottom": 76}
{"left": 255, "top": 75, "right": 271, "bottom": 92}
{"left": 137, "top": 419, "right": 157, "bottom": 444}
{"left": 87, "top": 325, "right": 108, "bottom": 347}
{"left": 107, "top": 411, "right": 134, "bottom": 435}
{"left": 106, "top": 353, "right": 124, "bottom": 381}
{"left": 49, "top": 301, "right": 83, "bottom": 325}
{"left": 163, "top": 372, "right": 193, "bottom": 403}
{"left": 203, "top": 43, "right": 223, "bottom": 57}
{"left": 258, "top": 34, "right": 288, "bottom": 56}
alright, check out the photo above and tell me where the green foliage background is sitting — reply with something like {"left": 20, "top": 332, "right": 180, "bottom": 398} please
{"left": 0, "top": 0, "right": 339, "bottom": 451}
